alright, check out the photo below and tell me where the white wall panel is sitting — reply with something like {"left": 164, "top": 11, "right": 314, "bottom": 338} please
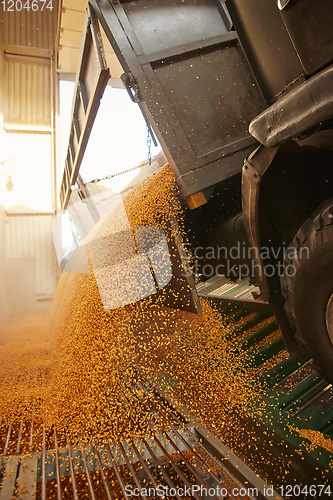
{"left": 3, "top": 57, "right": 51, "bottom": 130}
{"left": 2, "top": 132, "right": 53, "bottom": 211}
{"left": 4, "top": 213, "right": 58, "bottom": 311}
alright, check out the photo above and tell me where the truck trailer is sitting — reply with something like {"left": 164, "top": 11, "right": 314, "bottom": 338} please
{"left": 59, "top": 0, "right": 333, "bottom": 383}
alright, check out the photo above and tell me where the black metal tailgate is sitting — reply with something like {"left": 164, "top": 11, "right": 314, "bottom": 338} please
{"left": 91, "top": 0, "right": 266, "bottom": 200}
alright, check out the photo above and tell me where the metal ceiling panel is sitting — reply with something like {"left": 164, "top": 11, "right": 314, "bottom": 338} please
{"left": 58, "top": 46, "right": 81, "bottom": 74}
{"left": 60, "top": 29, "right": 83, "bottom": 49}
{"left": 62, "top": 0, "right": 86, "bottom": 10}
{"left": 60, "top": 8, "right": 86, "bottom": 31}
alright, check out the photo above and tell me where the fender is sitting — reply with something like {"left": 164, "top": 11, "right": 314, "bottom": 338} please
{"left": 249, "top": 67, "right": 333, "bottom": 148}
{"left": 242, "top": 138, "right": 333, "bottom": 357}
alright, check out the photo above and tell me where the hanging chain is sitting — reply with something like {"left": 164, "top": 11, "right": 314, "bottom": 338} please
{"left": 85, "top": 127, "right": 153, "bottom": 185}
{"left": 86, "top": 164, "right": 144, "bottom": 184}
{"left": 147, "top": 125, "right": 152, "bottom": 166}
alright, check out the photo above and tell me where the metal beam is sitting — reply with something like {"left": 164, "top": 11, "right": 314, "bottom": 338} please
{"left": 59, "top": 3, "right": 110, "bottom": 209}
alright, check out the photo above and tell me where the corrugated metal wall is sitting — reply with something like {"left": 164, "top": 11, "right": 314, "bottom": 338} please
{"left": 4, "top": 213, "right": 58, "bottom": 310}
{"left": 3, "top": 58, "right": 51, "bottom": 129}
{"left": 0, "top": 1, "right": 58, "bottom": 131}
{"left": 0, "top": 3, "right": 59, "bottom": 319}
{"left": 2, "top": 5, "right": 56, "bottom": 52}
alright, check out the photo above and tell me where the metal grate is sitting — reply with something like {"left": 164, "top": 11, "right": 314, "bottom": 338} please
{"left": 197, "top": 275, "right": 271, "bottom": 314}
{"left": 0, "top": 380, "right": 277, "bottom": 500}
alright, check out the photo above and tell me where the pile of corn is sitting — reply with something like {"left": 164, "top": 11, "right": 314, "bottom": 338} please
{"left": 0, "top": 315, "right": 54, "bottom": 423}
{"left": 0, "top": 164, "right": 257, "bottom": 448}
{"left": 294, "top": 428, "right": 333, "bottom": 454}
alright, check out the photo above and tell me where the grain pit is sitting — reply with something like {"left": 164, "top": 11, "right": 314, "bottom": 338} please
{"left": 1, "top": 164, "right": 332, "bottom": 496}
{"left": 0, "top": 164, "right": 258, "bottom": 449}
{"left": 0, "top": 164, "right": 275, "bottom": 498}
{"left": 44, "top": 164, "right": 259, "bottom": 447}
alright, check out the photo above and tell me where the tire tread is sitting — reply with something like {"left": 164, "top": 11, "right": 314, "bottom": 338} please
{"left": 281, "top": 199, "right": 333, "bottom": 374}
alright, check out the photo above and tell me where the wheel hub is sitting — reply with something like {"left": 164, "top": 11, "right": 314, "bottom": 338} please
{"left": 326, "top": 293, "right": 333, "bottom": 344}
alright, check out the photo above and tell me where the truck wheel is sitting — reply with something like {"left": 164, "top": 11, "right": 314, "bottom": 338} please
{"left": 280, "top": 199, "right": 333, "bottom": 383}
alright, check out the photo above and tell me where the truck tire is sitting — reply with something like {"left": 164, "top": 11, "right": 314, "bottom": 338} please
{"left": 280, "top": 199, "right": 333, "bottom": 383}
